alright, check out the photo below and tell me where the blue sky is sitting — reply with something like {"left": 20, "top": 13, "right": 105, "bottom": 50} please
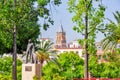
{"left": 40, "top": 0, "right": 120, "bottom": 43}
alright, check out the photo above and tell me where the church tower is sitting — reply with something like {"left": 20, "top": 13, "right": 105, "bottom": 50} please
{"left": 56, "top": 25, "right": 66, "bottom": 48}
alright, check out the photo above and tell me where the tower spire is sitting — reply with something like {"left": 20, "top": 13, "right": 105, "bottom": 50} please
{"left": 56, "top": 24, "right": 66, "bottom": 48}
{"left": 58, "top": 24, "right": 64, "bottom": 32}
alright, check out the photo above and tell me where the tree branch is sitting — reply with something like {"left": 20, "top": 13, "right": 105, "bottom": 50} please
{"left": 3, "top": 28, "right": 13, "bottom": 34}
{"left": 87, "top": 0, "right": 92, "bottom": 9}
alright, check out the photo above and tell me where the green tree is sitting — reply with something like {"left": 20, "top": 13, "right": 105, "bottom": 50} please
{"left": 89, "top": 54, "right": 120, "bottom": 78}
{"left": 101, "top": 48, "right": 120, "bottom": 67}
{"left": 35, "top": 40, "right": 57, "bottom": 79}
{"left": 52, "top": 73, "right": 66, "bottom": 80}
{"left": 99, "top": 62, "right": 120, "bottom": 78}
{"left": 42, "top": 52, "right": 84, "bottom": 80}
{"left": 0, "top": 0, "right": 61, "bottom": 79}
{"left": 43, "top": 51, "right": 120, "bottom": 79}
{"left": 0, "top": 0, "right": 39, "bottom": 54}
{"left": 101, "top": 11, "right": 120, "bottom": 51}
{"left": 0, "top": 0, "right": 61, "bottom": 54}
{"left": 0, "top": 57, "right": 22, "bottom": 80}
{"left": 68, "top": 0, "right": 105, "bottom": 78}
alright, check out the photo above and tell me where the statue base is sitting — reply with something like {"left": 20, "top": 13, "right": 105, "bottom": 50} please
{"left": 22, "top": 63, "right": 40, "bottom": 80}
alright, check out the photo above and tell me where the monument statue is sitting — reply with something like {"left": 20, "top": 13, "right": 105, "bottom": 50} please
{"left": 26, "top": 39, "right": 37, "bottom": 63}
{"left": 22, "top": 39, "right": 39, "bottom": 80}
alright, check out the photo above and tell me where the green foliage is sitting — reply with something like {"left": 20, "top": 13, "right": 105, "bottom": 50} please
{"left": 52, "top": 73, "right": 66, "bottom": 80}
{"left": 42, "top": 52, "right": 120, "bottom": 79}
{"left": 0, "top": 0, "right": 61, "bottom": 54}
{"left": 33, "top": 75, "right": 39, "bottom": 80}
{"left": 0, "top": 0, "right": 39, "bottom": 54}
{"left": 0, "top": 74, "right": 11, "bottom": 80}
{"left": 96, "top": 62, "right": 120, "bottom": 78}
{"left": 68, "top": 0, "right": 105, "bottom": 77}
{"left": 103, "top": 49, "right": 120, "bottom": 66}
{"left": 35, "top": 40, "right": 58, "bottom": 79}
{"left": 42, "top": 52, "right": 84, "bottom": 80}
{"left": 0, "top": 57, "right": 12, "bottom": 73}
{"left": 89, "top": 55, "right": 103, "bottom": 78}
{"left": 101, "top": 11, "right": 120, "bottom": 51}
{"left": 68, "top": 0, "right": 105, "bottom": 54}
{"left": 35, "top": 40, "right": 57, "bottom": 63}
{"left": 36, "top": 0, "right": 61, "bottom": 30}
{"left": 89, "top": 55, "right": 120, "bottom": 78}
{"left": 0, "top": 57, "right": 22, "bottom": 80}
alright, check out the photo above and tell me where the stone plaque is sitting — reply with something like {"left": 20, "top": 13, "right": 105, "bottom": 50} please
{"left": 22, "top": 64, "right": 40, "bottom": 80}
{"left": 25, "top": 66, "right": 32, "bottom": 71}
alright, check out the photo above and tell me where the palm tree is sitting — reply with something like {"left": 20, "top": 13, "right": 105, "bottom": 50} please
{"left": 35, "top": 40, "right": 57, "bottom": 79}
{"left": 101, "top": 11, "right": 120, "bottom": 52}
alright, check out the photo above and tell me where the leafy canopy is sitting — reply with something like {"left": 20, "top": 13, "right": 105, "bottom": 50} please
{"left": 68, "top": 0, "right": 105, "bottom": 54}
{"left": 42, "top": 52, "right": 84, "bottom": 80}
{"left": 0, "top": 0, "right": 61, "bottom": 54}
{"left": 101, "top": 11, "right": 120, "bottom": 51}
{"left": 0, "top": 57, "right": 22, "bottom": 80}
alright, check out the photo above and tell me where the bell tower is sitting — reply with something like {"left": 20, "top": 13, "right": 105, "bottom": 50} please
{"left": 56, "top": 25, "right": 66, "bottom": 48}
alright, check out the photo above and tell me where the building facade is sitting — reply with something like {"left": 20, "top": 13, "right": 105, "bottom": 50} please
{"left": 55, "top": 26, "right": 83, "bottom": 58}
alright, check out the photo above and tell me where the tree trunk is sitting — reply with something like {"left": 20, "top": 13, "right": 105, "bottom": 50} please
{"left": 84, "top": 0, "right": 88, "bottom": 78}
{"left": 12, "top": 26, "right": 17, "bottom": 80}
{"left": 40, "top": 62, "right": 43, "bottom": 79}
{"left": 12, "top": 0, "right": 17, "bottom": 80}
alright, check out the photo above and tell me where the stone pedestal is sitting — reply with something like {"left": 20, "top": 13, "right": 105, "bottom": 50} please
{"left": 22, "top": 64, "right": 40, "bottom": 80}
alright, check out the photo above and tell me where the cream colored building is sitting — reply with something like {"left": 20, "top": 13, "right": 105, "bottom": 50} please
{"left": 55, "top": 48, "right": 83, "bottom": 57}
